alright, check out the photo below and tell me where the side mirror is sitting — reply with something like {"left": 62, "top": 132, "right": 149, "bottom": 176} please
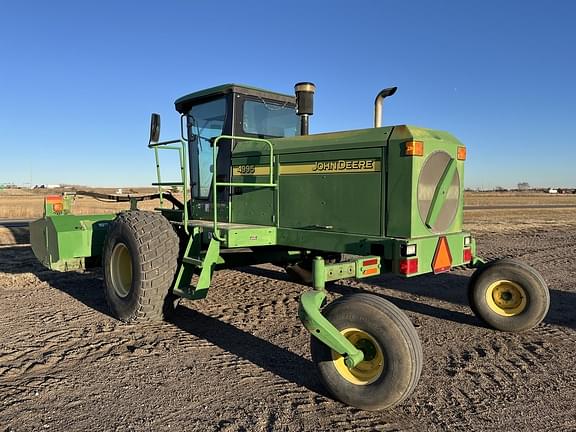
{"left": 149, "top": 113, "right": 161, "bottom": 144}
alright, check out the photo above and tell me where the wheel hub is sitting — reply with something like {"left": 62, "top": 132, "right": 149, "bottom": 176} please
{"left": 332, "top": 328, "right": 384, "bottom": 385}
{"left": 110, "top": 243, "right": 133, "bottom": 298}
{"left": 485, "top": 279, "right": 527, "bottom": 317}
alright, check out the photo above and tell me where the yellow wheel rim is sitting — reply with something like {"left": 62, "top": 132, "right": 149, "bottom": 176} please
{"left": 110, "top": 243, "right": 133, "bottom": 298}
{"left": 485, "top": 280, "right": 527, "bottom": 317}
{"left": 331, "top": 328, "right": 384, "bottom": 385}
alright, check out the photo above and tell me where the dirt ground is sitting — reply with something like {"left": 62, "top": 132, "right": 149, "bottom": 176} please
{"left": 0, "top": 206, "right": 575, "bottom": 431}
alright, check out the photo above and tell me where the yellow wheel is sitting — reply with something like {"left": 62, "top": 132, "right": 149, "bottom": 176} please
{"left": 332, "top": 328, "right": 384, "bottom": 385}
{"left": 109, "top": 243, "right": 133, "bottom": 298}
{"left": 310, "top": 294, "right": 422, "bottom": 411}
{"left": 103, "top": 211, "right": 180, "bottom": 322}
{"left": 485, "top": 280, "right": 527, "bottom": 317}
{"left": 468, "top": 259, "right": 550, "bottom": 332}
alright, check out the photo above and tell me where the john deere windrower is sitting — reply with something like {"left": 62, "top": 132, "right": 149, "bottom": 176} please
{"left": 30, "top": 83, "right": 550, "bottom": 410}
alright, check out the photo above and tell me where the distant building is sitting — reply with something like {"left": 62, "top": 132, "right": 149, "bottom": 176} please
{"left": 518, "top": 182, "right": 530, "bottom": 191}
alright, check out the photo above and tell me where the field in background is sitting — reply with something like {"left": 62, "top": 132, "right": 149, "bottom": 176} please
{"left": 1, "top": 191, "right": 575, "bottom": 247}
{"left": 1, "top": 190, "right": 575, "bottom": 431}
{"left": 1, "top": 189, "right": 576, "bottom": 220}
{"left": 0, "top": 188, "right": 177, "bottom": 219}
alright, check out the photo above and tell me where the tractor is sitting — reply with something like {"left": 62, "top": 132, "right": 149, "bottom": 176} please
{"left": 29, "top": 82, "right": 550, "bottom": 410}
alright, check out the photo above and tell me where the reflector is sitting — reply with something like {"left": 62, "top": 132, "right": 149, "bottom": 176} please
{"left": 363, "top": 258, "right": 379, "bottom": 267}
{"left": 399, "top": 258, "right": 418, "bottom": 275}
{"left": 46, "top": 195, "right": 62, "bottom": 204}
{"left": 363, "top": 268, "right": 379, "bottom": 276}
{"left": 432, "top": 236, "right": 452, "bottom": 274}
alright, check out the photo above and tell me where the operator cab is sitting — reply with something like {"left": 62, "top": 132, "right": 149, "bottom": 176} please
{"left": 174, "top": 84, "right": 299, "bottom": 200}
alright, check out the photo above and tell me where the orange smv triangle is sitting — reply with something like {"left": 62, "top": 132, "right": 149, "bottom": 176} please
{"left": 432, "top": 236, "right": 452, "bottom": 274}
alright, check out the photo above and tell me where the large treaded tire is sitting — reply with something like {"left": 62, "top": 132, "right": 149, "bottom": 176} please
{"left": 310, "top": 293, "right": 423, "bottom": 411}
{"left": 103, "top": 211, "right": 179, "bottom": 322}
{"left": 468, "top": 258, "right": 550, "bottom": 332}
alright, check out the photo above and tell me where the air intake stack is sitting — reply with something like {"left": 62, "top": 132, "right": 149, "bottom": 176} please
{"left": 294, "top": 82, "right": 316, "bottom": 135}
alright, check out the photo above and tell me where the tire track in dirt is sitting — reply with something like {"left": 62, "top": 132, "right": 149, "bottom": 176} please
{"left": 1, "top": 227, "right": 575, "bottom": 431}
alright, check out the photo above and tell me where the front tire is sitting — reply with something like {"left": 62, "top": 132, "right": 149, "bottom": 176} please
{"left": 103, "top": 211, "right": 179, "bottom": 322}
{"left": 468, "top": 259, "right": 550, "bottom": 332}
{"left": 310, "top": 293, "right": 423, "bottom": 411}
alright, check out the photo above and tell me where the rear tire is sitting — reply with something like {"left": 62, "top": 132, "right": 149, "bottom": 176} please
{"left": 310, "top": 293, "right": 423, "bottom": 411}
{"left": 468, "top": 259, "right": 549, "bottom": 332}
{"left": 103, "top": 211, "right": 179, "bottom": 322}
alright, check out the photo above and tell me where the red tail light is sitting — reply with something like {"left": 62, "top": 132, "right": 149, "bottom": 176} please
{"left": 399, "top": 258, "right": 418, "bottom": 275}
{"left": 463, "top": 248, "right": 472, "bottom": 263}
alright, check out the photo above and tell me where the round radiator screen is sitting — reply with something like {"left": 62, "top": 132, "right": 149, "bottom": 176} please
{"left": 417, "top": 151, "right": 460, "bottom": 233}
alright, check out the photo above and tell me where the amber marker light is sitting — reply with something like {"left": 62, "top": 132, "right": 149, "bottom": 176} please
{"left": 403, "top": 140, "right": 424, "bottom": 156}
{"left": 363, "top": 267, "right": 379, "bottom": 276}
{"left": 457, "top": 146, "right": 467, "bottom": 160}
{"left": 46, "top": 195, "right": 64, "bottom": 213}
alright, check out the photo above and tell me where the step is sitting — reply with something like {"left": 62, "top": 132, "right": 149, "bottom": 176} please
{"left": 182, "top": 256, "right": 204, "bottom": 267}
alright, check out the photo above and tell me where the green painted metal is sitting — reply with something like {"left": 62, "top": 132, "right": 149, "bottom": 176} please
{"left": 325, "top": 262, "right": 356, "bottom": 282}
{"left": 173, "top": 235, "right": 220, "bottom": 300}
{"left": 173, "top": 228, "right": 201, "bottom": 296}
{"left": 386, "top": 125, "right": 465, "bottom": 239}
{"left": 233, "top": 127, "right": 393, "bottom": 156}
{"left": 212, "top": 135, "right": 277, "bottom": 241}
{"left": 296, "top": 255, "right": 387, "bottom": 368}
{"left": 29, "top": 214, "right": 115, "bottom": 271}
{"left": 298, "top": 289, "right": 364, "bottom": 368}
{"left": 231, "top": 147, "right": 383, "bottom": 234}
{"left": 319, "top": 256, "right": 381, "bottom": 283}
{"left": 312, "top": 256, "right": 326, "bottom": 289}
{"left": 225, "top": 226, "right": 277, "bottom": 248}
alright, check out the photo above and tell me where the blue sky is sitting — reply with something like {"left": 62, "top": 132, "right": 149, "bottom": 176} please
{"left": 1, "top": 1, "right": 574, "bottom": 188}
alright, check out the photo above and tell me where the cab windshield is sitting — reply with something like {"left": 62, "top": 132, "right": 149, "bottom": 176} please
{"left": 187, "top": 98, "right": 226, "bottom": 198}
{"left": 242, "top": 99, "right": 299, "bottom": 137}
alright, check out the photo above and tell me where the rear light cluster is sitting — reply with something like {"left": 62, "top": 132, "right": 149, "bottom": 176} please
{"left": 361, "top": 258, "right": 380, "bottom": 276}
{"left": 399, "top": 243, "right": 418, "bottom": 274}
{"left": 399, "top": 258, "right": 418, "bottom": 275}
{"left": 463, "top": 235, "right": 472, "bottom": 263}
{"left": 400, "top": 244, "right": 417, "bottom": 257}
{"left": 46, "top": 195, "right": 64, "bottom": 214}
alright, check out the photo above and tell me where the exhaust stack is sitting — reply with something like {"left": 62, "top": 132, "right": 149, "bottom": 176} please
{"left": 374, "top": 87, "right": 397, "bottom": 128}
{"left": 295, "top": 82, "right": 315, "bottom": 135}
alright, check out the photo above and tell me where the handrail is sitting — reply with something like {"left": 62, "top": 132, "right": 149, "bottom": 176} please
{"left": 150, "top": 137, "right": 189, "bottom": 234}
{"left": 148, "top": 139, "right": 183, "bottom": 148}
{"left": 211, "top": 135, "right": 277, "bottom": 242}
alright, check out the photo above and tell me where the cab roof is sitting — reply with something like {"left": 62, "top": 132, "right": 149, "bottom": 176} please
{"left": 174, "top": 83, "right": 296, "bottom": 114}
